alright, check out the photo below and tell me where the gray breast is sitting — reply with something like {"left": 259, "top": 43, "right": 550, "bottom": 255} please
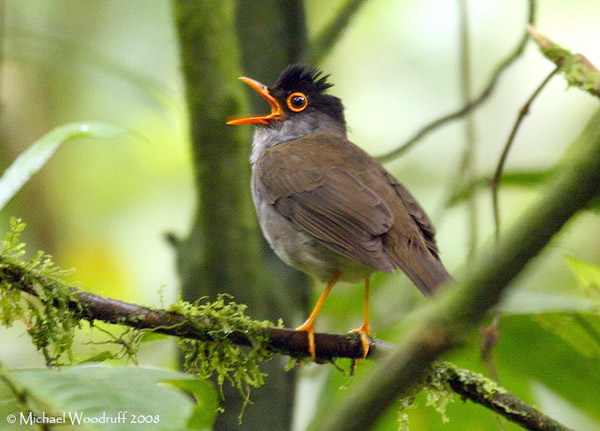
{"left": 251, "top": 171, "right": 374, "bottom": 284}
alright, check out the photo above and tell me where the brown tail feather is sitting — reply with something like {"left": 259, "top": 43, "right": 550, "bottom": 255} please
{"left": 395, "top": 247, "right": 451, "bottom": 296}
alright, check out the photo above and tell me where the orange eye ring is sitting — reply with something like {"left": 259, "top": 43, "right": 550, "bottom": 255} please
{"left": 286, "top": 92, "right": 308, "bottom": 112}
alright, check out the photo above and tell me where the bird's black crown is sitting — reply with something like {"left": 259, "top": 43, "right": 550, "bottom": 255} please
{"left": 272, "top": 64, "right": 334, "bottom": 94}
{"left": 271, "top": 64, "right": 345, "bottom": 127}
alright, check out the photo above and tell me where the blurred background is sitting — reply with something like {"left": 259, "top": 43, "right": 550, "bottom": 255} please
{"left": 1, "top": 1, "right": 599, "bottom": 430}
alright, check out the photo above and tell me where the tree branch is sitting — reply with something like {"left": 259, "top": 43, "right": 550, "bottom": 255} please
{"left": 0, "top": 259, "right": 377, "bottom": 360}
{"left": 171, "top": 3, "right": 307, "bottom": 428}
{"left": 528, "top": 26, "right": 600, "bottom": 98}
{"left": 441, "top": 365, "right": 575, "bottom": 431}
{"left": 0, "top": 260, "right": 576, "bottom": 431}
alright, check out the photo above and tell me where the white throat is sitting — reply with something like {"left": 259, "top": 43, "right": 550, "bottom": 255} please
{"left": 250, "top": 112, "right": 346, "bottom": 164}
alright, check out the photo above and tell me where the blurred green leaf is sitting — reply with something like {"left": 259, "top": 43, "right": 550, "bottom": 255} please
{"left": 445, "top": 169, "right": 556, "bottom": 208}
{"left": 139, "top": 332, "right": 169, "bottom": 343}
{"left": 0, "top": 122, "right": 135, "bottom": 211}
{"left": 497, "top": 314, "right": 600, "bottom": 423}
{"left": 564, "top": 256, "right": 600, "bottom": 295}
{"left": 493, "top": 169, "right": 557, "bottom": 185}
{"left": 164, "top": 379, "right": 219, "bottom": 430}
{"left": 77, "top": 351, "right": 116, "bottom": 364}
{"left": 535, "top": 313, "right": 600, "bottom": 359}
{"left": 1, "top": 365, "right": 217, "bottom": 431}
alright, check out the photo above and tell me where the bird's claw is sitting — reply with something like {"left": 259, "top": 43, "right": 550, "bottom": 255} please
{"left": 296, "top": 321, "right": 316, "bottom": 360}
{"left": 349, "top": 323, "right": 370, "bottom": 360}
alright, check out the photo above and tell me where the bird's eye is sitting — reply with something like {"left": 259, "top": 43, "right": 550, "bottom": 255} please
{"left": 286, "top": 92, "right": 308, "bottom": 112}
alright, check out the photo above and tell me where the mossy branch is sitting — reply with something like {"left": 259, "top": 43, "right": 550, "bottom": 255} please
{"left": 529, "top": 26, "right": 600, "bottom": 98}
{"left": 439, "top": 364, "right": 574, "bottom": 431}
{"left": 0, "top": 259, "right": 378, "bottom": 360}
{"left": 0, "top": 258, "right": 575, "bottom": 431}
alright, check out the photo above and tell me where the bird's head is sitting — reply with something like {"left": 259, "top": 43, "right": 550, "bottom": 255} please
{"left": 227, "top": 65, "right": 346, "bottom": 137}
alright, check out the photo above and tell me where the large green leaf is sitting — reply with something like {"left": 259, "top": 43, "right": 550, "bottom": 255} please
{"left": 0, "top": 365, "right": 217, "bottom": 431}
{"left": 496, "top": 313, "right": 600, "bottom": 424}
{"left": 535, "top": 313, "right": 600, "bottom": 359}
{"left": 0, "top": 122, "right": 136, "bottom": 211}
{"left": 165, "top": 379, "right": 220, "bottom": 430}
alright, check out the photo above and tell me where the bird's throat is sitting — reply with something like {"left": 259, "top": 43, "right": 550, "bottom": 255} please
{"left": 249, "top": 113, "right": 347, "bottom": 164}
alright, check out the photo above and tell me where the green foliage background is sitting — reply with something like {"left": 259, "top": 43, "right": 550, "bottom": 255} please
{"left": 0, "top": 1, "right": 599, "bottom": 430}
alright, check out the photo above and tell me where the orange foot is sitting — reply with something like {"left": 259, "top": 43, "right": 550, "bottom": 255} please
{"left": 295, "top": 320, "right": 316, "bottom": 360}
{"left": 349, "top": 321, "right": 371, "bottom": 360}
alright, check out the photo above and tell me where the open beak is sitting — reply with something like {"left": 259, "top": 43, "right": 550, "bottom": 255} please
{"left": 227, "top": 77, "right": 284, "bottom": 125}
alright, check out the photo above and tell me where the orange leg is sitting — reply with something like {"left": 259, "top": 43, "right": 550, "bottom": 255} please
{"left": 349, "top": 277, "right": 371, "bottom": 359}
{"left": 296, "top": 272, "right": 341, "bottom": 360}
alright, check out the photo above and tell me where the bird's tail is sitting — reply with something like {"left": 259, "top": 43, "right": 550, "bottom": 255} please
{"left": 394, "top": 246, "right": 451, "bottom": 296}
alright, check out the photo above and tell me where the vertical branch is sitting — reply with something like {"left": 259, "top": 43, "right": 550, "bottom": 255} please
{"left": 172, "top": 2, "right": 296, "bottom": 430}
{"left": 172, "top": 0, "right": 262, "bottom": 304}
{"left": 456, "top": 0, "right": 479, "bottom": 261}
{"left": 232, "top": 2, "right": 311, "bottom": 303}
{"left": 232, "top": 2, "right": 311, "bottom": 307}
{"left": 173, "top": 2, "right": 313, "bottom": 430}
{"left": 230, "top": 5, "right": 313, "bottom": 428}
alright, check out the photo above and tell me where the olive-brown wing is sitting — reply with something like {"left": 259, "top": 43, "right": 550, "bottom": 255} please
{"left": 256, "top": 152, "right": 396, "bottom": 273}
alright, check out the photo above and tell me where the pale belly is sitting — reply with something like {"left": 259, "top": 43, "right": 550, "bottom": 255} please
{"left": 253, "top": 192, "right": 376, "bottom": 284}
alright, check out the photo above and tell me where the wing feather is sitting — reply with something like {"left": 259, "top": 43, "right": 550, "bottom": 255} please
{"left": 257, "top": 158, "right": 396, "bottom": 272}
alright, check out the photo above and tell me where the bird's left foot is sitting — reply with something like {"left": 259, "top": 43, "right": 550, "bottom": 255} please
{"left": 349, "top": 322, "right": 371, "bottom": 359}
{"left": 296, "top": 320, "right": 317, "bottom": 360}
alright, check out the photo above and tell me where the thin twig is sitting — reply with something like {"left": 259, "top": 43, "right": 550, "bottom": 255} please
{"left": 492, "top": 26, "right": 600, "bottom": 238}
{"left": 378, "top": 0, "right": 536, "bottom": 162}
{"left": 309, "top": 0, "right": 369, "bottom": 64}
{"left": 491, "top": 67, "right": 559, "bottom": 239}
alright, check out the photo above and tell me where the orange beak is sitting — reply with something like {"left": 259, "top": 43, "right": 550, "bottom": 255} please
{"left": 227, "top": 77, "right": 284, "bottom": 125}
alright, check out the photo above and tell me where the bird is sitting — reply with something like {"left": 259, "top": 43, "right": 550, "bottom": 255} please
{"left": 227, "top": 64, "right": 451, "bottom": 360}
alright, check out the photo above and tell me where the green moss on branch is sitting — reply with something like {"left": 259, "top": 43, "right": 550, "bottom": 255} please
{"left": 529, "top": 25, "right": 600, "bottom": 98}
